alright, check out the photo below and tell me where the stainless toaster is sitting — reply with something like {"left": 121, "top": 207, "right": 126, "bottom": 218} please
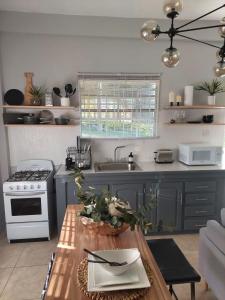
{"left": 154, "top": 149, "right": 174, "bottom": 164}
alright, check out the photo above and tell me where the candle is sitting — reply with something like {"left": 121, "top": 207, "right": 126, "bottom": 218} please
{"left": 169, "top": 91, "right": 175, "bottom": 106}
{"left": 176, "top": 95, "right": 182, "bottom": 106}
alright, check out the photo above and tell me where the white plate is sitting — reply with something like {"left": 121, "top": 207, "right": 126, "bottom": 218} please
{"left": 94, "top": 268, "right": 139, "bottom": 287}
{"left": 88, "top": 253, "right": 150, "bottom": 292}
{"left": 92, "top": 248, "right": 140, "bottom": 276}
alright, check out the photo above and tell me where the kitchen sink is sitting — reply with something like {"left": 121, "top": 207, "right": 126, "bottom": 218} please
{"left": 94, "top": 162, "right": 140, "bottom": 172}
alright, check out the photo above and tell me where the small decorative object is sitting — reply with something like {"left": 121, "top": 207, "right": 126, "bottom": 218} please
{"left": 30, "top": 86, "right": 46, "bottom": 106}
{"left": 44, "top": 93, "right": 53, "bottom": 106}
{"left": 169, "top": 91, "right": 175, "bottom": 106}
{"left": 4, "top": 89, "right": 24, "bottom": 105}
{"left": 72, "top": 168, "right": 154, "bottom": 236}
{"left": 176, "top": 95, "right": 182, "bottom": 106}
{"left": 203, "top": 115, "right": 214, "bottom": 123}
{"left": 195, "top": 79, "right": 225, "bottom": 105}
{"left": 65, "top": 83, "right": 76, "bottom": 97}
{"left": 170, "top": 119, "right": 176, "bottom": 124}
{"left": 184, "top": 85, "right": 193, "bottom": 106}
{"left": 24, "top": 72, "right": 33, "bottom": 106}
{"left": 60, "top": 97, "right": 70, "bottom": 107}
{"left": 140, "top": 1, "right": 225, "bottom": 78}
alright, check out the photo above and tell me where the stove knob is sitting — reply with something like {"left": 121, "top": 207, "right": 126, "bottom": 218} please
{"left": 17, "top": 186, "right": 20, "bottom": 190}
{"left": 37, "top": 184, "right": 41, "bottom": 189}
{"left": 9, "top": 186, "right": 13, "bottom": 190}
{"left": 24, "top": 185, "right": 27, "bottom": 190}
{"left": 30, "top": 185, "right": 34, "bottom": 189}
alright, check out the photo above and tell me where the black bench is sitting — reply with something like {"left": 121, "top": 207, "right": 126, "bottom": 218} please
{"left": 147, "top": 239, "right": 201, "bottom": 300}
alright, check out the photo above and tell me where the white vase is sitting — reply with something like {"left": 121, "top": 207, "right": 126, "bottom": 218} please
{"left": 208, "top": 95, "right": 216, "bottom": 105}
{"left": 60, "top": 97, "right": 70, "bottom": 107}
{"left": 184, "top": 86, "right": 193, "bottom": 106}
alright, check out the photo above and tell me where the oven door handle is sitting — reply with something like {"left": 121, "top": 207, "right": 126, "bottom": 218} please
{"left": 5, "top": 191, "right": 46, "bottom": 197}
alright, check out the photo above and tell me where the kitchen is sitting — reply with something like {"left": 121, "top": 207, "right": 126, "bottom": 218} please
{"left": 0, "top": 1, "right": 225, "bottom": 300}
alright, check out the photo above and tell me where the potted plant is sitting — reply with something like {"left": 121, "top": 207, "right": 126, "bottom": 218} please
{"left": 195, "top": 79, "right": 225, "bottom": 105}
{"left": 72, "top": 168, "right": 155, "bottom": 235}
{"left": 30, "top": 86, "right": 46, "bottom": 106}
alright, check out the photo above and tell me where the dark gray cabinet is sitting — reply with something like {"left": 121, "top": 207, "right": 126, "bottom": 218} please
{"left": 55, "top": 167, "right": 225, "bottom": 234}
{"left": 183, "top": 179, "right": 218, "bottom": 231}
{"left": 111, "top": 183, "right": 144, "bottom": 210}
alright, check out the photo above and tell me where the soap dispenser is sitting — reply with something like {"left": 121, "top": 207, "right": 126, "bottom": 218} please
{"left": 128, "top": 152, "right": 134, "bottom": 171}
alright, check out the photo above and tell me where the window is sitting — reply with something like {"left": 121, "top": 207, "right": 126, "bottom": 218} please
{"left": 78, "top": 73, "right": 160, "bottom": 138}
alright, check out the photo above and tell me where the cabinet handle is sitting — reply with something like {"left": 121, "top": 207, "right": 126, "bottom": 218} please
{"left": 195, "top": 198, "right": 207, "bottom": 201}
{"left": 195, "top": 224, "right": 206, "bottom": 228}
{"left": 180, "top": 192, "right": 183, "bottom": 205}
{"left": 196, "top": 186, "right": 209, "bottom": 189}
{"left": 195, "top": 210, "right": 208, "bottom": 214}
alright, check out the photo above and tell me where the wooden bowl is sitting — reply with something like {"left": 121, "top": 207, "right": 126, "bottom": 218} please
{"left": 80, "top": 217, "right": 129, "bottom": 236}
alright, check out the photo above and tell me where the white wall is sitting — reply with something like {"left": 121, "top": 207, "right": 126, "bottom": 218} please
{"left": 1, "top": 13, "right": 225, "bottom": 166}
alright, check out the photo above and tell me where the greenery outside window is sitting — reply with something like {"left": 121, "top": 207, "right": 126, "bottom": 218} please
{"left": 78, "top": 73, "right": 160, "bottom": 138}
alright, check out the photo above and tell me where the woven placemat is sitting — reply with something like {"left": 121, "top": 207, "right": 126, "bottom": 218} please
{"left": 77, "top": 257, "right": 153, "bottom": 300}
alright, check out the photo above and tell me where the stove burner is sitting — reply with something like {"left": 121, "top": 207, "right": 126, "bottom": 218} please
{"left": 7, "top": 170, "right": 51, "bottom": 182}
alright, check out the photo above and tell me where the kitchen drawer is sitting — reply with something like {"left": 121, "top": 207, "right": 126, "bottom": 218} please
{"left": 184, "top": 218, "right": 210, "bottom": 231}
{"left": 185, "top": 193, "right": 215, "bottom": 206}
{"left": 185, "top": 205, "right": 214, "bottom": 217}
{"left": 185, "top": 181, "right": 216, "bottom": 193}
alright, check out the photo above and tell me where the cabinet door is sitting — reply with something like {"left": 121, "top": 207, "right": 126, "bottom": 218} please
{"left": 111, "top": 183, "right": 144, "bottom": 210}
{"left": 156, "top": 182, "right": 182, "bottom": 232}
{"left": 68, "top": 182, "right": 109, "bottom": 205}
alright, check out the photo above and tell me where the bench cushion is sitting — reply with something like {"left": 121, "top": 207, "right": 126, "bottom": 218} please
{"left": 206, "top": 220, "right": 225, "bottom": 256}
{"left": 147, "top": 239, "right": 201, "bottom": 284}
{"left": 221, "top": 208, "right": 225, "bottom": 227}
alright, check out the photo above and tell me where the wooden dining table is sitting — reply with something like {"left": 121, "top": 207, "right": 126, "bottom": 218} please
{"left": 45, "top": 204, "right": 172, "bottom": 300}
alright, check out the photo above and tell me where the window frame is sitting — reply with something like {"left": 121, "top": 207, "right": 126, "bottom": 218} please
{"left": 78, "top": 73, "right": 161, "bottom": 140}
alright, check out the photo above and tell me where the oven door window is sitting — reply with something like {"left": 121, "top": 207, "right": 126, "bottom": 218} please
{"left": 11, "top": 198, "right": 42, "bottom": 216}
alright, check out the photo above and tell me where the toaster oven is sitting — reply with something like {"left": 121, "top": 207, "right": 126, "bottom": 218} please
{"left": 154, "top": 149, "right": 174, "bottom": 164}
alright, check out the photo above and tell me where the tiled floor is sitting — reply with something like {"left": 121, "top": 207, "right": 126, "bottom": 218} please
{"left": 0, "top": 232, "right": 57, "bottom": 300}
{"left": 0, "top": 233, "right": 218, "bottom": 300}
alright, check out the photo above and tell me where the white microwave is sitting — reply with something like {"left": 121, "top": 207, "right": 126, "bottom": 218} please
{"left": 179, "top": 143, "right": 223, "bottom": 166}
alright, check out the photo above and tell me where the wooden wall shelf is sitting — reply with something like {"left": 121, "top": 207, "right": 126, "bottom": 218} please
{"left": 5, "top": 124, "right": 76, "bottom": 128}
{"left": 165, "top": 122, "right": 225, "bottom": 126}
{"left": 164, "top": 105, "right": 225, "bottom": 109}
{"left": 0, "top": 105, "right": 77, "bottom": 110}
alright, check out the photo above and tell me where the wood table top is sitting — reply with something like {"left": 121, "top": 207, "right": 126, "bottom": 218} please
{"left": 45, "top": 204, "right": 172, "bottom": 300}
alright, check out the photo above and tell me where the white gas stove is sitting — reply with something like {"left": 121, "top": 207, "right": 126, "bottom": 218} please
{"left": 3, "top": 159, "right": 54, "bottom": 242}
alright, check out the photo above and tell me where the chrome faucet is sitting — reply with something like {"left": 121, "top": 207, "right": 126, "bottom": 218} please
{"left": 114, "top": 145, "right": 126, "bottom": 162}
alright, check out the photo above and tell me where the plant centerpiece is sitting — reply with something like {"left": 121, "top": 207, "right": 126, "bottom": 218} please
{"left": 72, "top": 168, "right": 154, "bottom": 236}
{"left": 30, "top": 85, "right": 46, "bottom": 106}
{"left": 195, "top": 79, "right": 225, "bottom": 105}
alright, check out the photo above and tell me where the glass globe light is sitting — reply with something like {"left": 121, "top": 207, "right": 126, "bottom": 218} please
{"left": 140, "top": 20, "right": 160, "bottom": 41}
{"left": 214, "top": 63, "right": 225, "bottom": 78}
{"left": 218, "top": 17, "right": 225, "bottom": 38}
{"left": 161, "top": 48, "right": 180, "bottom": 68}
{"left": 163, "top": 0, "right": 183, "bottom": 16}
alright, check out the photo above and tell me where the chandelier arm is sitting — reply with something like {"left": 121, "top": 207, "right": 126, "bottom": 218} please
{"left": 176, "top": 4, "right": 225, "bottom": 30}
{"left": 177, "top": 24, "right": 225, "bottom": 34}
{"left": 176, "top": 33, "right": 221, "bottom": 49}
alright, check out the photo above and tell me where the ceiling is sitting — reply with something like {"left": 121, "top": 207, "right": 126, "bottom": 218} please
{"left": 0, "top": 0, "right": 224, "bottom": 20}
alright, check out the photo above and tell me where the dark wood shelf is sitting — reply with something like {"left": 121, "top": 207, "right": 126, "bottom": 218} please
{"left": 164, "top": 105, "right": 225, "bottom": 110}
{"left": 0, "top": 105, "right": 77, "bottom": 110}
{"left": 5, "top": 124, "right": 76, "bottom": 128}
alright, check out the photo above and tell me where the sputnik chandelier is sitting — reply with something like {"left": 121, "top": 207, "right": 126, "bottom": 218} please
{"left": 140, "top": 0, "right": 225, "bottom": 77}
